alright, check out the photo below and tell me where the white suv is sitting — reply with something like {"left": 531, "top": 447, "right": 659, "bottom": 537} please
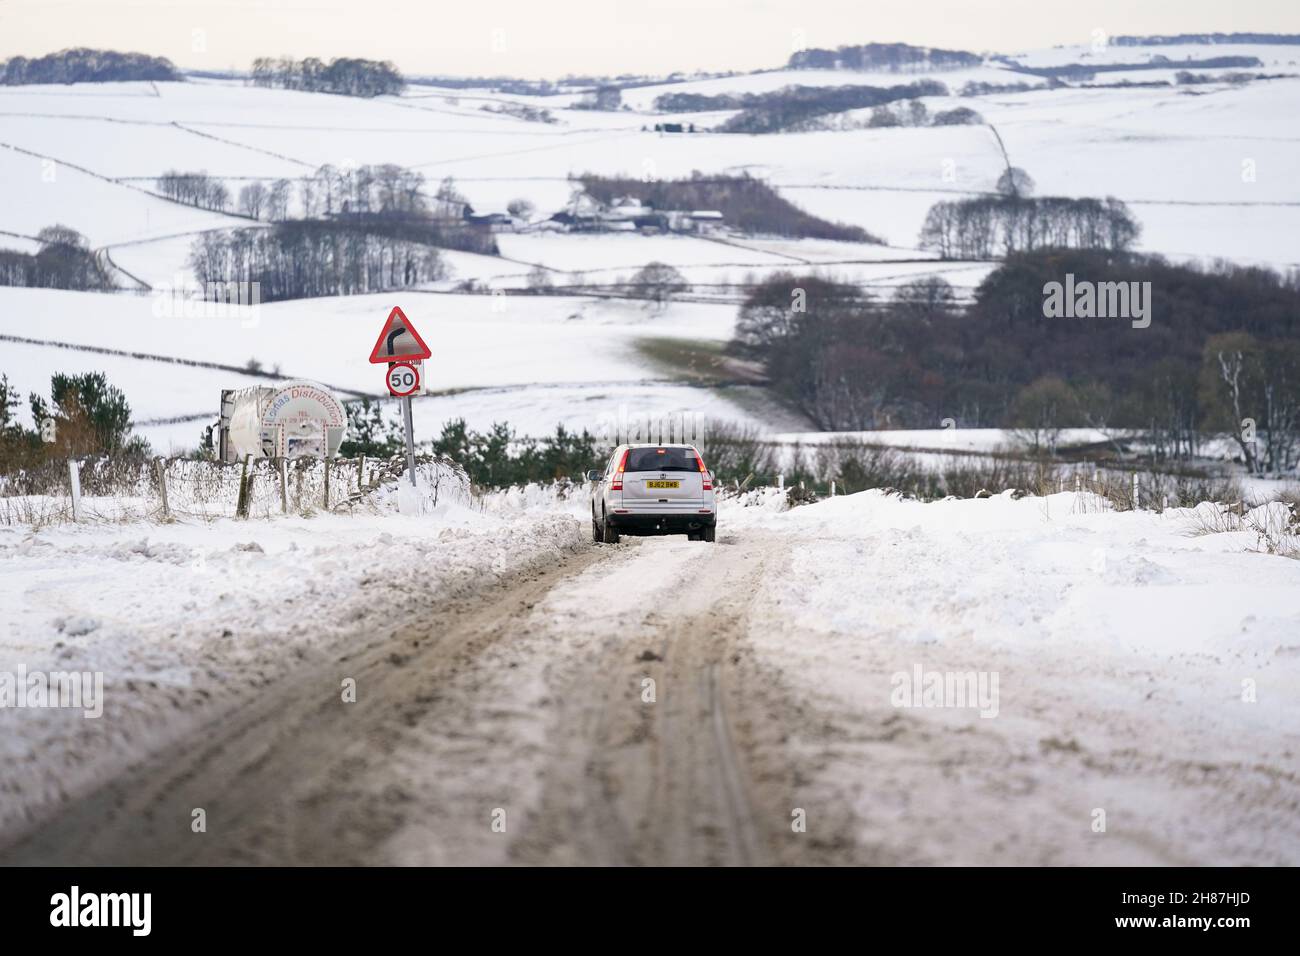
{"left": 587, "top": 443, "right": 717, "bottom": 543}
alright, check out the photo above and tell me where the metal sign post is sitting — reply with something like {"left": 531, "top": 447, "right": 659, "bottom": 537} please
{"left": 372, "top": 311, "right": 429, "bottom": 492}
{"left": 402, "top": 395, "right": 417, "bottom": 486}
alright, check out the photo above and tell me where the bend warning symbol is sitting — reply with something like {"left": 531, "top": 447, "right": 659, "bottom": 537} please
{"left": 368, "top": 306, "right": 432, "bottom": 364}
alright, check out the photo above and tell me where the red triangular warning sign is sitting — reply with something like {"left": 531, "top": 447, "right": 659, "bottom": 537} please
{"left": 369, "top": 306, "right": 432, "bottom": 364}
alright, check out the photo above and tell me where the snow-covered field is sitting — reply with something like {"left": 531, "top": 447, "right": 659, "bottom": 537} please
{"left": 0, "top": 285, "right": 778, "bottom": 448}
{"left": 732, "top": 490, "right": 1300, "bottom": 864}
{"left": 2, "top": 44, "right": 1297, "bottom": 453}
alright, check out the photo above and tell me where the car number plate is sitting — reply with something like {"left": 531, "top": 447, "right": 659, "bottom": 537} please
{"left": 645, "top": 480, "right": 680, "bottom": 489}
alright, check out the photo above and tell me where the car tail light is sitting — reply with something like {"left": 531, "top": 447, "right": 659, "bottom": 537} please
{"left": 696, "top": 451, "right": 712, "bottom": 491}
{"left": 610, "top": 449, "right": 629, "bottom": 491}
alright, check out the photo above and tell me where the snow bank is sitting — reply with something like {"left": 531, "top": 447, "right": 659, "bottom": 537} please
{"left": 721, "top": 489, "right": 1300, "bottom": 862}
{"left": 734, "top": 488, "right": 1300, "bottom": 656}
{"left": 0, "top": 500, "right": 587, "bottom": 837}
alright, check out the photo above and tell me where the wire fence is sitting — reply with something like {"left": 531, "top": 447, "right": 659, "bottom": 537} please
{"left": 0, "top": 454, "right": 466, "bottom": 527}
{"left": 0, "top": 448, "right": 1284, "bottom": 529}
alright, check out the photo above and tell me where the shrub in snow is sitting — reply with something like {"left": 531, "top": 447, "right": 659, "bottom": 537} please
{"left": 360, "top": 456, "right": 471, "bottom": 517}
{"left": 785, "top": 485, "right": 820, "bottom": 508}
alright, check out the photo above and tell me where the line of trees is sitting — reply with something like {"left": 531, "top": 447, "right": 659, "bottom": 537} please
{"left": 161, "top": 163, "right": 448, "bottom": 223}
{"left": 206, "top": 164, "right": 436, "bottom": 223}
{"left": 181, "top": 163, "right": 498, "bottom": 299}
{"left": 156, "top": 171, "right": 231, "bottom": 212}
{"left": 188, "top": 222, "right": 448, "bottom": 302}
{"left": 788, "top": 43, "right": 982, "bottom": 72}
{"left": 1112, "top": 33, "right": 1300, "bottom": 46}
{"left": 223, "top": 164, "right": 435, "bottom": 222}
{"left": 690, "top": 82, "right": 951, "bottom": 134}
{"left": 1012, "top": 55, "right": 1261, "bottom": 82}
{"left": 961, "top": 80, "right": 1057, "bottom": 96}
{"left": 296, "top": 163, "right": 430, "bottom": 220}
{"left": 236, "top": 180, "right": 288, "bottom": 220}
{"left": 249, "top": 57, "right": 403, "bottom": 97}
{"left": 0, "top": 48, "right": 180, "bottom": 85}
{"left": 0, "top": 226, "right": 113, "bottom": 291}
{"left": 732, "top": 253, "right": 1300, "bottom": 472}
{"left": 848, "top": 99, "right": 983, "bottom": 130}
{"left": 656, "top": 80, "right": 944, "bottom": 117}
{"left": 480, "top": 102, "right": 557, "bottom": 123}
{"left": 919, "top": 196, "right": 1141, "bottom": 259}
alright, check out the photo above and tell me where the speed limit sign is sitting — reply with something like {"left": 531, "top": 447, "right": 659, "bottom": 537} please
{"left": 385, "top": 361, "right": 420, "bottom": 397}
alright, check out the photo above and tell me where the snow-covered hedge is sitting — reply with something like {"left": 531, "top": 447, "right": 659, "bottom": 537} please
{"left": 0, "top": 454, "right": 470, "bottom": 525}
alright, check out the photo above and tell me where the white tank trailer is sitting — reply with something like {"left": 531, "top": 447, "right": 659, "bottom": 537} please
{"left": 218, "top": 381, "right": 347, "bottom": 462}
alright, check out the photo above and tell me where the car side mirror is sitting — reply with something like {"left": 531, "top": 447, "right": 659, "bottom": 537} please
{"left": 585, "top": 469, "right": 601, "bottom": 482}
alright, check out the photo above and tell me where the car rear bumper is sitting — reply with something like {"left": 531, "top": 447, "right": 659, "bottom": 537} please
{"left": 607, "top": 511, "right": 716, "bottom": 534}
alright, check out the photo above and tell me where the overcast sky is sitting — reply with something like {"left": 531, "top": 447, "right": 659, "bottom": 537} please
{"left": 2, "top": 0, "right": 1297, "bottom": 78}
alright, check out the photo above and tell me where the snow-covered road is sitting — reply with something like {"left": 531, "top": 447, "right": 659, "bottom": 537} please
{"left": 2, "top": 489, "right": 1298, "bottom": 864}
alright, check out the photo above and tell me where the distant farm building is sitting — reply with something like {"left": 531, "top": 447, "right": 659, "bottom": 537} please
{"left": 547, "top": 193, "right": 723, "bottom": 235}
{"left": 463, "top": 210, "right": 519, "bottom": 233}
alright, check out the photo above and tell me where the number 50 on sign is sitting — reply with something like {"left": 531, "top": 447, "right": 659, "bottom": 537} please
{"left": 386, "top": 362, "right": 420, "bottom": 397}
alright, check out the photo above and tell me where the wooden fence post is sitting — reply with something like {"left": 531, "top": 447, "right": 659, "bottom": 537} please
{"left": 278, "top": 458, "right": 288, "bottom": 514}
{"left": 1132, "top": 473, "right": 1140, "bottom": 511}
{"left": 323, "top": 457, "right": 331, "bottom": 511}
{"left": 155, "top": 456, "right": 171, "bottom": 520}
{"left": 68, "top": 459, "right": 82, "bottom": 522}
{"left": 236, "top": 454, "right": 253, "bottom": 519}
{"left": 358, "top": 455, "right": 366, "bottom": 491}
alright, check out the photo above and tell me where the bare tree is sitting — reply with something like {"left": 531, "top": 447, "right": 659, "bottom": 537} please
{"left": 891, "top": 276, "right": 956, "bottom": 320}
{"left": 526, "top": 265, "right": 553, "bottom": 292}
{"left": 996, "top": 167, "right": 1036, "bottom": 198}
{"left": 238, "top": 182, "right": 268, "bottom": 219}
{"left": 267, "top": 179, "right": 293, "bottom": 221}
{"left": 1010, "top": 376, "right": 1077, "bottom": 456}
{"left": 299, "top": 177, "right": 318, "bottom": 219}
{"left": 434, "top": 177, "right": 467, "bottom": 220}
{"left": 1201, "top": 332, "right": 1300, "bottom": 474}
{"left": 627, "top": 261, "right": 689, "bottom": 310}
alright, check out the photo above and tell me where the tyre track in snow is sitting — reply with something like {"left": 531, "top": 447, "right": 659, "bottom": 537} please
{"left": 508, "top": 529, "right": 860, "bottom": 866}
{"left": 0, "top": 524, "right": 855, "bottom": 866}
{"left": 0, "top": 544, "right": 607, "bottom": 865}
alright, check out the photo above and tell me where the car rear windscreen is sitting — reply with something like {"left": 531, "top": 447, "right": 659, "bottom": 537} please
{"left": 624, "top": 447, "right": 699, "bottom": 472}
